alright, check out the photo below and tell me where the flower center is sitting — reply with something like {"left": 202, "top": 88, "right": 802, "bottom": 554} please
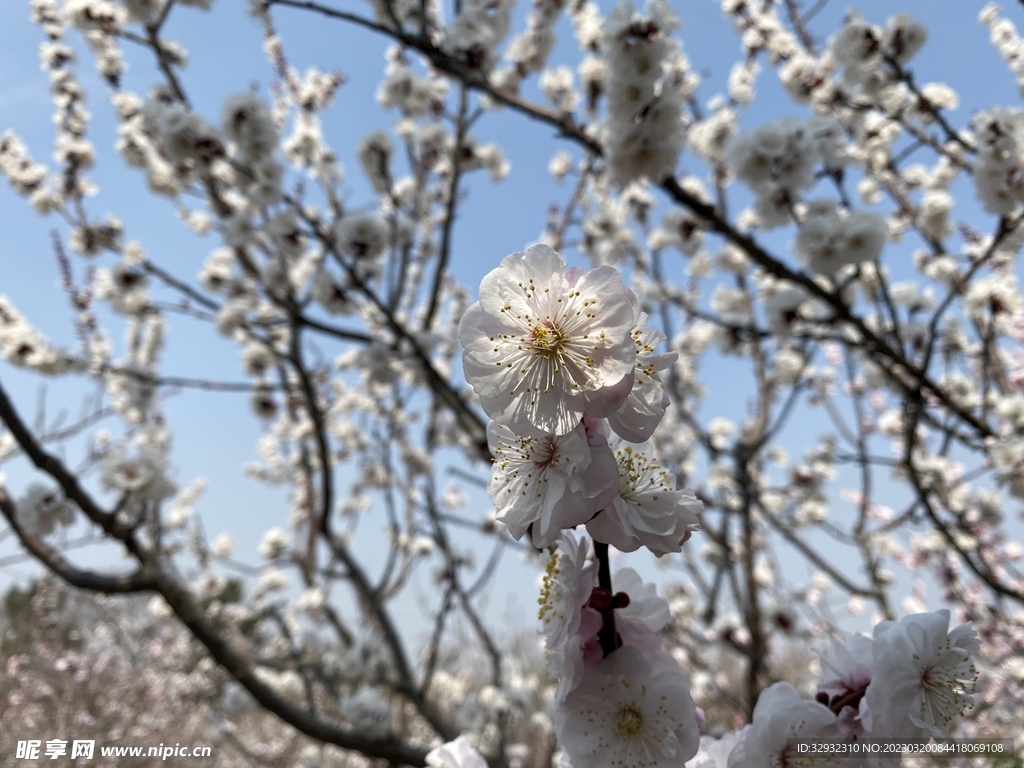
{"left": 616, "top": 446, "right": 671, "bottom": 499}
{"left": 529, "top": 322, "right": 569, "bottom": 359}
{"left": 916, "top": 647, "right": 979, "bottom": 729}
{"left": 613, "top": 704, "right": 645, "bottom": 738}
{"left": 538, "top": 550, "right": 566, "bottom": 624}
{"left": 533, "top": 436, "right": 560, "bottom": 468}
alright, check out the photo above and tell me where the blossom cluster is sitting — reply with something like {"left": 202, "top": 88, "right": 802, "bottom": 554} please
{"left": 538, "top": 533, "right": 700, "bottom": 767}
{"left": 459, "top": 243, "right": 705, "bottom": 765}
{"left": 599, "top": 0, "right": 690, "bottom": 187}
{"left": 726, "top": 115, "right": 889, "bottom": 263}
{"left": 459, "top": 243, "right": 700, "bottom": 552}
{"left": 430, "top": 604, "right": 980, "bottom": 768}
{"left": 688, "top": 609, "right": 980, "bottom": 768}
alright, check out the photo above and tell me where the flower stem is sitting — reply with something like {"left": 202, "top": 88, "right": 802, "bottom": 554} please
{"left": 827, "top": 683, "right": 869, "bottom": 715}
{"left": 594, "top": 540, "right": 620, "bottom": 657}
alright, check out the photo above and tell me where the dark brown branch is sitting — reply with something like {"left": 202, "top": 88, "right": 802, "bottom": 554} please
{"left": 424, "top": 85, "right": 469, "bottom": 330}
{"left": 0, "top": 377, "right": 435, "bottom": 765}
{"left": 0, "top": 489, "right": 152, "bottom": 593}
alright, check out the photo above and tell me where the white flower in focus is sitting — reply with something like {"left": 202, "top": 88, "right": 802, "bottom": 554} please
{"left": 426, "top": 736, "right": 488, "bottom": 768}
{"left": 459, "top": 245, "right": 637, "bottom": 437}
{"left": 587, "top": 435, "right": 702, "bottom": 556}
{"left": 538, "top": 531, "right": 597, "bottom": 650}
{"left": 607, "top": 314, "right": 678, "bottom": 443}
{"left": 539, "top": 532, "right": 600, "bottom": 701}
{"left": 554, "top": 646, "right": 700, "bottom": 768}
{"left": 487, "top": 421, "right": 618, "bottom": 547}
{"left": 726, "top": 682, "right": 837, "bottom": 768}
{"left": 862, "top": 609, "right": 980, "bottom": 739}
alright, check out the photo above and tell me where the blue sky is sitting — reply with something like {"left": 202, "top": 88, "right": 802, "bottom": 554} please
{"left": 1, "top": 0, "right": 1022, "bottom": 646}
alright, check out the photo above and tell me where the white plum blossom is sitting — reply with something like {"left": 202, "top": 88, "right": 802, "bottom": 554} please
{"left": 837, "top": 210, "right": 887, "bottom": 267}
{"left": 726, "top": 682, "right": 837, "bottom": 768}
{"left": 100, "top": 446, "right": 176, "bottom": 506}
{"left": 549, "top": 151, "right": 574, "bottom": 181}
{"left": 539, "top": 532, "right": 596, "bottom": 650}
{"left": 727, "top": 117, "right": 816, "bottom": 194}
{"left": 554, "top": 646, "right": 700, "bottom": 768}
{"left": 971, "top": 107, "right": 1024, "bottom": 213}
{"left": 357, "top": 130, "right": 393, "bottom": 194}
{"left": 221, "top": 92, "right": 277, "bottom": 163}
{"left": 486, "top": 420, "right": 618, "bottom": 547}
{"left": 296, "top": 587, "right": 326, "bottom": 613}
{"left": 334, "top": 213, "right": 389, "bottom": 260}
{"left": 539, "top": 532, "right": 601, "bottom": 701}
{"left": 259, "top": 527, "right": 290, "bottom": 559}
{"left": 606, "top": 314, "right": 677, "bottom": 443}
{"left": 794, "top": 201, "right": 887, "bottom": 275}
{"left": 600, "top": 0, "right": 687, "bottom": 186}
{"left": 862, "top": 609, "right": 980, "bottom": 739}
{"left": 257, "top": 567, "right": 289, "bottom": 593}
{"left": 209, "top": 532, "right": 235, "bottom": 558}
{"left": 883, "top": 13, "right": 928, "bottom": 64}
{"left": 963, "top": 274, "right": 1022, "bottom": 334}
{"left": 312, "top": 271, "right": 355, "bottom": 315}
{"left": 587, "top": 434, "right": 702, "bottom": 555}
{"left": 817, "top": 634, "right": 873, "bottom": 736}
{"left": 15, "top": 483, "right": 75, "bottom": 538}
{"left": 459, "top": 245, "right": 637, "bottom": 437}
{"left": 540, "top": 66, "right": 580, "bottom": 113}
{"left": 0, "top": 297, "right": 75, "bottom": 375}
{"left": 148, "top": 595, "right": 174, "bottom": 621}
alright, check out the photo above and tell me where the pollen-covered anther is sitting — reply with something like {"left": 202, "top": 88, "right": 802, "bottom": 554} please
{"left": 530, "top": 322, "right": 570, "bottom": 359}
